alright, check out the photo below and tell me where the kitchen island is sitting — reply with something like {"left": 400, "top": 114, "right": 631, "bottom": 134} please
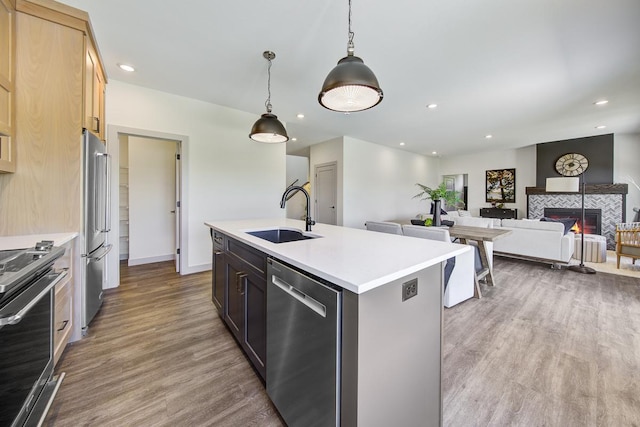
{"left": 205, "top": 218, "right": 470, "bottom": 427}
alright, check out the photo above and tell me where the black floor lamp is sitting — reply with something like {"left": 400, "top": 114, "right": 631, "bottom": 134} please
{"left": 568, "top": 174, "right": 597, "bottom": 274}
{"left": 545, "top": 176, "right": 596, "bottom": 274}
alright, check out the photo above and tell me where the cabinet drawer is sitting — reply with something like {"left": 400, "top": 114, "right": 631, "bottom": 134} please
{"left": 226, "top": 237, "right": 266, "bottom": 274}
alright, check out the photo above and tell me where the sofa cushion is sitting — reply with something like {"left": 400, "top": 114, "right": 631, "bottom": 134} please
{"left": 540, "top": 217, "right": 577, "bottom": 235}
{"left": 501, "top": 218, "right": 565, "bottom": 233}
{"left": 454, "top": 216, "right": 495, "bottom": 228}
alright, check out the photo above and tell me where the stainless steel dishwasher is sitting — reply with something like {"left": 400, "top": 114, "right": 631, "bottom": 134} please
{"left": 266, "top": 258, "right": 342, "bottom": 427}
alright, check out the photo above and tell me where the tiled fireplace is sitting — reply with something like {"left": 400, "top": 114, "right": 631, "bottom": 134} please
{"left": 526, "top": 184, "right": 628, "bottom": 250}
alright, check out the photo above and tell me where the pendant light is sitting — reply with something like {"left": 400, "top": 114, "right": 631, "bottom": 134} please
{"left": 250, "top": 51, "right": 289, "bottom": 143}
{"left": 318, "top": 0, "right": 383, "bottom": 112}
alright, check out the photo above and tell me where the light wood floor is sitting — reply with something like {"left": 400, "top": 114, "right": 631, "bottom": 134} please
{"left": 44, "top": 258, "right": 640, "bottom": 426}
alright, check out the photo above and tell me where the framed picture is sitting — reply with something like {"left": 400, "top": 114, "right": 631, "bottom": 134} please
{"left": 486, "top": 168, "right": 516, "bottom": 203}
{"left": 444, "top": 176, "right": 455, "bottom": 191}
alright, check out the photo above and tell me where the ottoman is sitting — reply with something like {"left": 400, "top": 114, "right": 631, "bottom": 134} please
{"left": 573, "top": 234, "right": 607, "bottom": 263}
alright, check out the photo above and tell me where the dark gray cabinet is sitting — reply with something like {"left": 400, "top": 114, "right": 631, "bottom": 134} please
{"left": 480, "top": 207, "right": 517, "bottom": 219}
{"left": 211, "top": 231, "right": 267, "bottom": 381}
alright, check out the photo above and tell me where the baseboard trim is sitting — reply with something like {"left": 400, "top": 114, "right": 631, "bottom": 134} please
{"left": 180, "top": 263, "right": 211, "bottom": 275}
{"left": 128, "top": 254, "right": 175, "bottom": 266}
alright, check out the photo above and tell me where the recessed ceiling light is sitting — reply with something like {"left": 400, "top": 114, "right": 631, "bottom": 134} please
{"left": 296, "top": 113, "right": 305, "bottom": 119}
{"left": 594, "top": 100, "right": 609, "bottom": 105}
{"left": 291, "top": 137, "right": 298, "bottom": 141}
{"left": 427, "top": 104, "right": 438, "bottom": 109}
{"left": 595, "top": 125, "right": 607, "bottom": 129}
{"left": 118, "top": 63, "right": 135, "bottom": 72}
{"left": 485, "top": 134, "right": 493, "bottom": 139}
{"left": 399, "top": 142, "right": 405, "bottom": 146}
{"left": 432, "top": 151, "right": 437, "bottom": 155}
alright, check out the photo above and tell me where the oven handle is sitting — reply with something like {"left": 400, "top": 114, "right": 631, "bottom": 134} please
{"left": 0, "top": 271, "right": 67, "bottom": 326}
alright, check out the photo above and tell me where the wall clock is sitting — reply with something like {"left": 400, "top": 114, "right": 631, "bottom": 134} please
{"left": 555, "top": 153, "right": 589, "bottom": 176}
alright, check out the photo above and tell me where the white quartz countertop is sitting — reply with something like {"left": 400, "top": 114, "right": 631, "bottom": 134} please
{"left": 205, "top": 219, "right": 471, "bottom": 294}
{"left": 0, "top": 232, "right": 79, "bottom": 251}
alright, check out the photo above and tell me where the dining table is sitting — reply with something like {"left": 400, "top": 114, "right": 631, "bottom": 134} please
{"left": 447, "top": 225, "right": 512, "bottom": 298}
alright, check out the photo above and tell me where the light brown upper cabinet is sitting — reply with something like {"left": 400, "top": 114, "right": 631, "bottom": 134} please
{"left": 0, "top": 0, "right": 16, "bottom": 173}
{"left": 0, "top": 0, "right": 107, "bottom": 235}
{"left": 85, "top": 40, "right": 106, "bottom": 141}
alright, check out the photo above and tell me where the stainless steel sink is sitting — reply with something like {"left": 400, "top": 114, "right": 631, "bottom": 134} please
{"left": 246, "top": 228, "right": 320, "bottom": 244}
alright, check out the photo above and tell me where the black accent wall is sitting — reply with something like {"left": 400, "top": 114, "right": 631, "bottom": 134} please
{"left": 535, "top": 134, "right": 614, "bottom": 187}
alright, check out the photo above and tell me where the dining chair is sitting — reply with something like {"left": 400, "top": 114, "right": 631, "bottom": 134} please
{"left": 615, "top": 222, "right": 640, "bottom": 268}
{"left": 401, "top": 224, "right": 475, "bottom": 307}
{"left": 365, "top": 221, "right": 403, "bottom": 235}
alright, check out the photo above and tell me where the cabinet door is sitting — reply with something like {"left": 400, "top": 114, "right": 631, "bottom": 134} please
{"left": 53, "top": 277, "right": 73, "bottom": 365}
{"left": 211, "top": 247, "right": 225, "bottom": 314}
{"left": 224, "top": 254, "right": 245, "bottom": 342}
{"left": 84, "top": 40, "right": 105, "bottom": 140}
{"left": 244, "top": 268, "right": 266, "bottom": 380}
{"left": 0, "top": 0, "right": 15, "bottom": 172}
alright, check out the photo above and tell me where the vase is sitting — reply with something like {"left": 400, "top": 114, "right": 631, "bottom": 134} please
{"left": 433, "top": 199, "right": 442, "bottom": 227}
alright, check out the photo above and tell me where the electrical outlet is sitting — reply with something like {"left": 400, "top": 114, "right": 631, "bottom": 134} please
{"left": 402, "top": 279, "right": 418, "bottom": 301}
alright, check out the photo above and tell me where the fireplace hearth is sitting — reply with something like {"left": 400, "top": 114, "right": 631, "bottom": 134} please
{"left": 544, "top": 208, "right": 602, "bottom": 235}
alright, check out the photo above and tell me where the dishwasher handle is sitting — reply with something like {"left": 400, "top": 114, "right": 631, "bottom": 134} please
{"left": 271, "top": 275, "right": 327, "bottom": 318}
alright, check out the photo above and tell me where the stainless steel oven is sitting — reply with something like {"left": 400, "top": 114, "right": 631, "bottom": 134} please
{"left": 0, "top": 242, "right": 67, "bottom": 427}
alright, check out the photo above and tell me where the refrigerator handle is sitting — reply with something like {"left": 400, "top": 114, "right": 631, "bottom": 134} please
{"left": 96, "top": 152, "right": 111, "bottom": 233}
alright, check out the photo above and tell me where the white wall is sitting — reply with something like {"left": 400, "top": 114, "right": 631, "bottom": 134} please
{"left": 128, "top": 136, "right": 176, "bottom": 265}
{"left": 106, "top": 80, "right": 286, "bottom": 280}
{"left": 614, "top": 133, "right": 640, "bottom": 221}
{"left": 439, "top": 145, "right": 536, "bottom": 218}
{"left": 342, "top": 137, "right": 438, "bottom": 229}
{"left": 285, "top": 155, "right": 309, "bottom": 220}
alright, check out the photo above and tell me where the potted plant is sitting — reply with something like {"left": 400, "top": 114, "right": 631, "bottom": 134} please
{"left": 413, "top": 182, "right": 461, "bottom": 226}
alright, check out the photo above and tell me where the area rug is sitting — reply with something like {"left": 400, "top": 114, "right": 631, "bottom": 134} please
{"left": 578, "top": 250, "right": 640, "bottom": 279}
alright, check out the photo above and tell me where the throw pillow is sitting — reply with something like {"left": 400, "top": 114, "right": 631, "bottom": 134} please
{"left": 430, "top": 202, "right": 448, "bottom": 215}
{"left": 540, "top": 217, "right": 577, "bottom": 235}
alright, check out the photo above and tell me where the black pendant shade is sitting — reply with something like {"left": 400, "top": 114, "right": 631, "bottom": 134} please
{"left": 319, "top": 55, "right": 383, "bottom": 112}
{"left": 249, "top": 113, "right": 289, "bottom": 143}
{"left": 318, "top": 0, "right": 383, "bottom": 112}
{"left": 249, "top": 51, "right": 289, "bottom": 143}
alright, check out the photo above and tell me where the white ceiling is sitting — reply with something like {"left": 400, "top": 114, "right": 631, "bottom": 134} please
{"left": 58, "top": 0, "right": 640, "bottom": 157}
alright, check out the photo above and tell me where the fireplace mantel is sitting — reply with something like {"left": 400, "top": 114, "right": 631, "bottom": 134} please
{"left": 526, "top": 183, "right": 628, "bottom": 195}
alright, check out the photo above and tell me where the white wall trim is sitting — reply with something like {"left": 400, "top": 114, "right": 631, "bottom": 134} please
{"left": 106, "top": 125, "right": 189, "bottom": 288}
{"left": 181, "top": 263, "right": 212, "bottom": 275}
{"left": 128, "top": 254, "right": 176, "bottom": 266}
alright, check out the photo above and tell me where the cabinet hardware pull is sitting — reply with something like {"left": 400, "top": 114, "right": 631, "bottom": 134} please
{"left": 57, "top": 320, "right": 69, "bottom": 332}
{"left": 237, "top": 273, "right": 248, "bottom": 295}
{"left": 214, "top": 251, "right": 223, "bottom": 255}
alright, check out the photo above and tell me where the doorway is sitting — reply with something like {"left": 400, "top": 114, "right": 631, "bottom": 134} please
{"left": 120, "top": 135, "right": 179, "bottom": 268}
{"left": 442, "top": 174, "right": 468, "bottom": 211}
{"left": 315, "top": 162, "right": 338, "bottom": 225}
{"left": 106, "top": 126, "right": 189, "bottom": 289}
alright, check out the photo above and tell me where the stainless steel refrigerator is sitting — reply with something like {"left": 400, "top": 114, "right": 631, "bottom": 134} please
{"left": 82, "top": 129, "right": 112, "bottom": 334}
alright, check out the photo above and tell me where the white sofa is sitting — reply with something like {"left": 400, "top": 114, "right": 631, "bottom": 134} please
{"left": 419, "top": 213, "right": 574, "bottom": 265}
{"left": 492, "top": 219, "right": 575, "bottom": 264}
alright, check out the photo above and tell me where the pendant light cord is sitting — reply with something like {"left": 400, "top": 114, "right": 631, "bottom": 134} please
{"left": 347, "top": 0, "right": 354, "bottom": 55}
{"left": 265, "top": 57, "right": 273, "bottom": 113}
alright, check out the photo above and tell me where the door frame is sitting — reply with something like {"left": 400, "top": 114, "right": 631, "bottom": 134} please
{"left": 106, "top": 125, "right": 189, "bottom": 288}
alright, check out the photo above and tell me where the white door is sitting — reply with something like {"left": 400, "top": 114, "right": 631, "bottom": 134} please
{"left": 128, "top": 137, "right": 177, "bottom": 267}
{"left": 315, "top": 162, "right": 337, "bottom": 225}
